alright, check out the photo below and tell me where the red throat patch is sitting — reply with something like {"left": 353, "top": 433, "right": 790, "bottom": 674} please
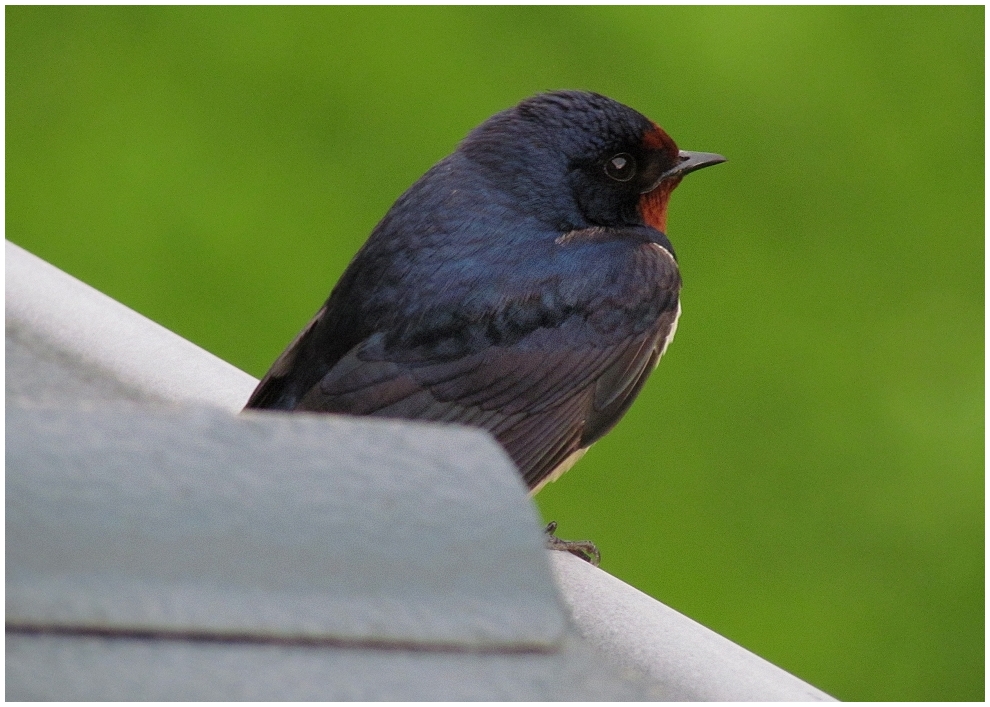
{"left": 639, "top": 123, "right": 681, "bottom": 233}
{"left": 639, "top": 177, "right": 680, "bottom": 233}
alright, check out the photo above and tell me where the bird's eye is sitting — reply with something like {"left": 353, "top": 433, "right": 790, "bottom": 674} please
{"left": 604, "top": 153, "right": 637, "bottom": 182}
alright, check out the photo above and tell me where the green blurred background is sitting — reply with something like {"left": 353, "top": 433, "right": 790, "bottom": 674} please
{"left": 6, "top": 6, "right": 983, "bottom": 700}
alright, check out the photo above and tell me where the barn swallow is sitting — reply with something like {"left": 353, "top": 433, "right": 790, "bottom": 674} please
{"left": 246, "top": 90, "right": 724, "bottom": 563}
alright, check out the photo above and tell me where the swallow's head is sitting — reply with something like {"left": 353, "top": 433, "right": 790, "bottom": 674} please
{"left": 458, "top": 90, "right": 725, "bottom": 233}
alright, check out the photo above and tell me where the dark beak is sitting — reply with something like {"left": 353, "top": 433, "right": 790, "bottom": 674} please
{"left": 673, "top": 150, "right": 727, "bottom": 176}
{"left": 644, "top": 150, "right": 726, "bottom": 193}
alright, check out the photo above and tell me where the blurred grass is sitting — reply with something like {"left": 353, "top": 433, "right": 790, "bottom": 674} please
{"left": 6, "top": 6, "right": 983, "bottom": 700}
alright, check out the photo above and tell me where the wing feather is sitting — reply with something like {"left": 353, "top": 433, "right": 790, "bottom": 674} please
{"left": 248, "top": 231, "right": 681, "bottom": 490}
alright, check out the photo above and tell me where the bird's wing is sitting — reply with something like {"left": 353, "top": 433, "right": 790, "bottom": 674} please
{"left": 245, "top": 306, "right": 328, "bottom": 409}
{"left": 279, "top": 237, "right": 681, "bottom": 490}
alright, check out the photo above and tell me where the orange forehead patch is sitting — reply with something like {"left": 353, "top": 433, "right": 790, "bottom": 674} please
{"left": 642, "top": 123, "right": 679, "bottom": 155}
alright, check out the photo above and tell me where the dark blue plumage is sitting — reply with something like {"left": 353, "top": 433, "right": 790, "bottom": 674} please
{"left": 246, "top": 91, "right": 723, "bottom": 491}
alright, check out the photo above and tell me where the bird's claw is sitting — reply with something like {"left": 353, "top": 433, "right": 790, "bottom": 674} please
{"left": 544, "top": 520, "right": 601, "bottom": 567}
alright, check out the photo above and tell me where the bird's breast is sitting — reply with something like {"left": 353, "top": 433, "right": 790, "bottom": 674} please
{"left": 656, "top": 299, "right": 682, "bottom": 362}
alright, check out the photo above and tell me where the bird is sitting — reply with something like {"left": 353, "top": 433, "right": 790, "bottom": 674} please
{"left": 245, "top": 90, "right": 724, "bottom": 562}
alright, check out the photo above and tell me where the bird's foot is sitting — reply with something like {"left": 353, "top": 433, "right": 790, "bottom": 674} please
{"left": 544, "top": 521, "right": 600, "bottom": 567}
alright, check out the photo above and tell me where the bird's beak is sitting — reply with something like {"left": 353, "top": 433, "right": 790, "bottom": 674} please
{"left": 672, "top": 150, "right": 727, "bottom": 176}
{"left": 644, "top": 150, "right": 726, "bottom": 193}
